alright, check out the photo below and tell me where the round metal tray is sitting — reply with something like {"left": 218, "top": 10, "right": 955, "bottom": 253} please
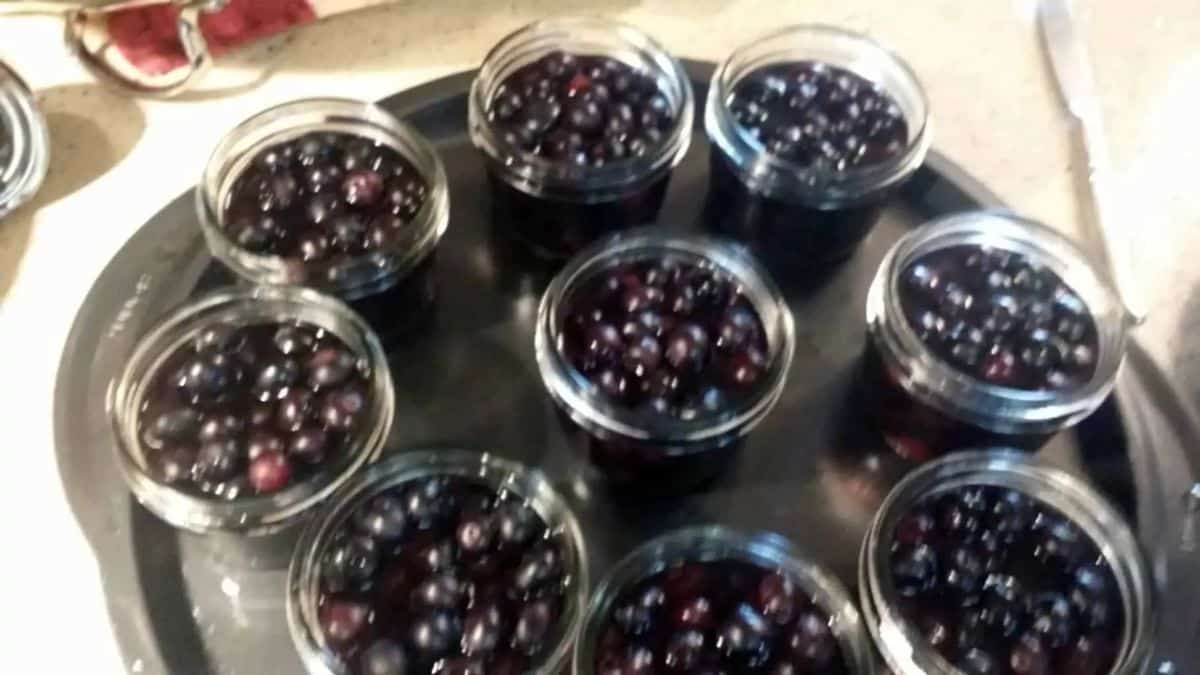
{"left": 54, "top": 61, "right": 1200, "bottom": 674}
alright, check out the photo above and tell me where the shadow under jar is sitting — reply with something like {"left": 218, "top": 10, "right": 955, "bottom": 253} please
{"left": 287, "top": 450, "right": 590, "bottom": 675}
{"left": 573, "top": 526, "right": 876, "bottom": 675}
{"left": 863, "top": 212, "right": 1133, "bottom": 461}
{"left": 198, "top": 98, "right": 450, "bottom": 340}
{"left": 859, "top": 450, "right": 1153, "bottom": 675}
{"left": 108, "top": 286, "right": 395, "bottom": 536}
{"left": 704, "top": 25, "right": 931, "bottom": 269}
{"left": 469, "top": 18, "right": 694, "bottom": 259}
{"left": 535, "top": 231, "right": 795, "bottom": 494}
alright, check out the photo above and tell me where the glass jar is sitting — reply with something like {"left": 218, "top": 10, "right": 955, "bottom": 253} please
{"left": 535, "top": 231, "right": 795, "bottom": 493}
{"left": 859, "top": 450, "right": 1153, "bottom": 675}
{"left": 863, "top": 212, "right": 1132, "bottom": 460}
{"left": 468, "top": 17, "right": 694, "bottom": 259}
{"left": 573, "top": 525, "right": 876, "bottom": 675}
{"left": 108, "top": 286, "right": 395, "bottom": 536}
{"left": 197, "top": 98, "right": 450, "bottom": 337}
{"left": 287, "top": 450, "right": 590, "bottom": 675}
{"left": 704, "top": 25, "right": 931, "bottom": 267}
{"left": 0, "top": 58, "right": 50, "bottom": 219}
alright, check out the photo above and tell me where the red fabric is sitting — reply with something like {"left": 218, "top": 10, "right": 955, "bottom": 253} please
{"left": 107, "top": 0, "right": 317, "bottom": 76}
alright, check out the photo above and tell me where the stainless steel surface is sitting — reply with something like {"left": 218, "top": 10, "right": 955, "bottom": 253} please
{"left": 53, "top": 63, "right": 1200, "bottom": 674}
{"left": 1038, "top": 0, "right": 1146, "bottom": 325}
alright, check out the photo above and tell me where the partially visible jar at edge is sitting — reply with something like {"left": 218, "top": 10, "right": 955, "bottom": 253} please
{"left": 197, "top": 98, "right": 450, "bottom": 341}
{"left": 704, "top": 25, "right": 931, "bottom": 269}
{"left": 863, "top": 212, "right": 1132, "bottom": 461}
{"left": 469, "top": 18, "right": 694, "bottom": 260}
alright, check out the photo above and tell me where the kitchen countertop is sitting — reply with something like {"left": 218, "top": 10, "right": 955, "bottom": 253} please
{"left": 1, "top": 1, "right": 1196, "bottom": 672}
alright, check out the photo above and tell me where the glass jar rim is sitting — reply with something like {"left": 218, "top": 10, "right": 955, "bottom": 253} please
{"left": 287, "top": 449, "right": 591, "bottom": 675}
{"left": 572, "top": 525, "right": 877, "bottom": 675}
{"left": 0, "top": 59, "right": 50, "bottom": 220}
{"left": 197, "top": 97, "right": 450, "bottom": 300}
{"left": 107, "top": 285, "right": 395, "bottom": 535}
{"left": 535, "top": 229, "right": 796, "bottom": 445}
{"left": 866, "top": 211, "right": 1131, "bottom": 434}
{"left": 468, "top": 17, "right": 695, "bottom": 203}
{"left": 858, "top": 449, "right": 1154, "bottom": 675}
{"left": 705, "top": 24, "right": 932, "bottom": 206}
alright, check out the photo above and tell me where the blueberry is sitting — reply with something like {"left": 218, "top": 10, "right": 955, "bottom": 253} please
{"left": 664, "top": 629, "right": 706, "bottom": 670}
{"left": 305, "top": 192, "right": 341, "bottom": 225}
{"left": 583, "top": 322, "right": 624, "bottom": 367}
{"left": 342, "top": 169, "right": 384, "bottom": 207}
{"left": 307, "top": 347, "right": 356, "bottom": 388}
{"left": 717, "top": 604, "right": 772, "bottom": 668}
{"left": 664, "top": 323, "right": 710, "bottom": 372}
{"left": 565, "top": 99, "right": 604, "bottom": 133}
{"left": 320, "top": 599, "right": 369, "bottom": 646}
{"left": 1009, "top": 633, "right": 1050, "bottom": 675}
{"left": 236, "top": 433, "right": 276, "bottom": 465}
{"left": 409, "top": 609, "right": 462, "bottom": 658}
{"left": 1069, "top": 565, "right": 1116, "bottom": 631}
{"left": 721, "top": 347, "right": 767, "bottom": 389}
{"left": 462, "top": 602, "right": 506, "bottom": 655}
{"left": 496, "top": 502, "right": 539, "bottom": 547}
{"left": 319, "top": 385, "right": 367, "bottom": 431}
{"left": 411, "top": 573, "right": 467, "bottom": 610}
{"left": 276, "top": 389, "right": 313, "bottom": 432}
{"left": 943, "top": 546, "right": 986, "bottom": 602}
{"left": 672, "top": 595, "right": 714, "bottom": 629}
{"left": 247, "top": 451, "right": 291, "bottom": 493}
{"left": 194, "top": 438, "right": 241, "bottom": 481}
{"left": 274, "top": 326, "right": 316, "bottom": 356}
{"left": 715, "top": 308, "right": 762, "bottom": 352}
{"left": 513, "top": 545, "right": 563, "bottom": 594}
{"left": 254, "top": 358, "right": 301, "bottom": 397}
{"left": 756, "top": 572, "right": 798, "bottom": 626}
{"left": 351, "top": 496, "right": 406, "bottom": 542}
{"left": 145, "top": 408, "right": 202, "bottom": 447}
{"left": 403, "top": 478, "right": 457, "bottom": 528}
{"left": 512, "top": 599, "right": 555, "bottom": 655}
{"left": 297, "top": 232, "right": 331, "bottom": 262}
{"left": 894, "top": 510, "right": 937, "bottom": 546}
{"left": 177, "top": 353, "right": 241, "bottom": 401}
{"left": 287, "top": 427, "right": 328, "bottom": 464}
{"left": 958, "top": 648, "right": 1001, "bottom": 675}
{"left": 456, "top": 511, "right": 497, "bottom": 556}
{"left": 194, "top": 323, "right": 244, "bottom": 353}
{"left": 360, "top": 639, "right": 408, "bottom": 675}
{"left": 786, "top": 610, "right": 835, "bottom": 669}
{"left": 154, "top": 445, "right": 197, "bottom": 484}
{"left": 621, "top": 334, "right": 663, "bottom": 378}
{"left": 891, "top": 544, "right": 939, "bottom": 597}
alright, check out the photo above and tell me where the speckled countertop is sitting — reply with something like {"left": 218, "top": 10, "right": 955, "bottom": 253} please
{"left": 0, "top": 1, "right": 1196, "bottom": 672}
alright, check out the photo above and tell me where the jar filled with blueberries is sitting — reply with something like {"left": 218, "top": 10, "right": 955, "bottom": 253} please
{"left": 863, "top": 212, "right": 1132, "bottom": 460}
{"left": 704, "top": 25, "right": 931, "bottom": 267}
{"left": 859, "top": 450, "right": 1153, "bottom": 675}
{"left": 287, "top": 450, "right": 589, "bottom": 675}
{"left": 469, "top": 18, "right": 694, "bottom": 259}
{"left": 574, "top": 526, "right": 876, "bottom": 675}
{"left": 109, "top": 286, "right": 395, "bottom": 535}
{"left": 198, "top": 98, "right": 450, "bottom": 338}
{"left": 535, "top": 231, "right": 795, "bottom": 493}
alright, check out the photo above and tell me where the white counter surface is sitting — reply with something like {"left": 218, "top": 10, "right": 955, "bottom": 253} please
{"left": 1, "top": 1, "right": 1197, "bottom": 672}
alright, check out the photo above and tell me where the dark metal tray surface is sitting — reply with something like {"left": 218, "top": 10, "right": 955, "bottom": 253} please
{"left": 54, "top": 61, "right": 1200, "bottom": 675}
